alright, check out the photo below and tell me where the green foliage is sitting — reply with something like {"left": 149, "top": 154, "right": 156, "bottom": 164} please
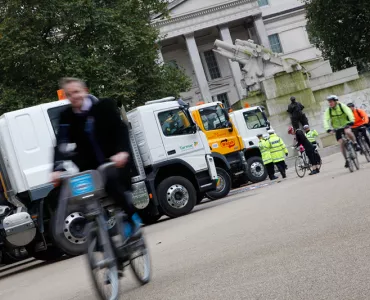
{"left": 0, "top": 0, "right": 191, "bottom": 114}
{"left": 303, "top": 0, "right": 370, "bottom": 72}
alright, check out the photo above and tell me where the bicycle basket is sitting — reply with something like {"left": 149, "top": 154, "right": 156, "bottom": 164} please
{"left": 65, "top": 170, "right": 106, "bottom": 205}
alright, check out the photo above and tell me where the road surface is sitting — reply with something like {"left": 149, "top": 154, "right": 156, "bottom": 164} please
{"left": 2, "top": 153, "right": 370, "bottom": 300}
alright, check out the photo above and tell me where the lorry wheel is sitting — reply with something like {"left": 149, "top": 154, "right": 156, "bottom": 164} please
{"left": 156, "top": 176, "right": 196, "bottom": 218}
{"left": 246, "top": 157, "right": 267, "bottom": 183}
{"left": 205, "top": 167, "right": 231, "bottom": 200}
{"left": 138, "top": 211, "right": 162, "bottom": 225}
{"left": 49, "top": 206, "right": 87, "bottom": 256}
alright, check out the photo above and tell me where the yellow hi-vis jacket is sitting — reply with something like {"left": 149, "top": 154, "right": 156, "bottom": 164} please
{"left": 305, "top": 129, "right": 318, "bottom": 143}
{"left": 267, "top": 133, "right": 288, "bottom": 163}
{"left": 258, "top": 139, "right": 273, "bottom": 165}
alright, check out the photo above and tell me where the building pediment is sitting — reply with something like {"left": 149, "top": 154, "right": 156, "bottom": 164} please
{"left": 153, "top": 0, "right": 261, "bottom": 40}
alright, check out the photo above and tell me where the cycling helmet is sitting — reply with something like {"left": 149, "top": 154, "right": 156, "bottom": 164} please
{"left": 327, "top": 95, "right": 339, "bottom": 101}
{"left": 267, "top": 129, "right": 275, "bottom": 134}
{"left": 288, "top": 126, "right": 294, "bottom": 134}
{"left": 263, "top": 133, "right": 269, "bottom": 139}
{"left": 347, "top": 103, "right": 355, "bottom": 108}
{"left": 303, "top": 125, "right": 309, "bottom": 130}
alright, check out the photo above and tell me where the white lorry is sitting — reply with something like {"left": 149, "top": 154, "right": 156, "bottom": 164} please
{"left": 0, "top": 96, "right": 218, "bottom": 262}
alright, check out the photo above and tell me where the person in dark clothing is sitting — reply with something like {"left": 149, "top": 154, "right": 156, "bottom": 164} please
{"left": 287, "top": 96, "right": 309, "bottom": 130}
{"left": 51, "top": 77, "right": 141, "bottom": 237}
{"left": 288, "top": 125, "right": 320, "bottom": 175}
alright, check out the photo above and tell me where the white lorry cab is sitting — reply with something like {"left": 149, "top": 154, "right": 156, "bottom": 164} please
{"left": 0, "top": 96, "right": 218, "bottom": 263}
{"left": 229, "top": 105, "right": 272, "bottom": 150}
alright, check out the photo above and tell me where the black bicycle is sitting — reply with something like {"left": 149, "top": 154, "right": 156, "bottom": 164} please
{"left": 335, "top": 128, "right": 359, "bottom": 172}
{"left": 57, "top": 162, "right": 151, "bottom": 300}
{"left": 294, "top": 145, "right": 322, "bottom": 178}
{"left": 356, "top": 126, "right": 370, "bottom": 162}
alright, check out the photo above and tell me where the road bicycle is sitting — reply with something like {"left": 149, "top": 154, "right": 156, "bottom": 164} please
{"left": 294, "top": 144, "right": 322, "bottom": 178}
{"left": 56, "top": 162, "right": 151, "bottom": 300}
{"left": 356, "top": 126, "right": 370, "bottom": 163}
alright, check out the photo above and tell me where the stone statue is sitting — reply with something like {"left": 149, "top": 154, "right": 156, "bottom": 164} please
{"left": 213, "top": 39, "right": 302, "bottom": 92}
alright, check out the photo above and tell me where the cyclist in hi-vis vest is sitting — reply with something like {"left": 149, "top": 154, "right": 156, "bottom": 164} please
{"left": 303, "top": 124, "right": 321, "bottom": 168}
{"left": 266, "top": 129, "right": 288, "bottom": 179}
{"left": 323, "top": 95, "right": 358, "bottom": 168}
{"left": 257, "top": 133, "right": 278, "bottom": 181}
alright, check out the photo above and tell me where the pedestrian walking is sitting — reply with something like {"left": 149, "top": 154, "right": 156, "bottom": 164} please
{"left": 266, "top": 129, "right": 288, "bottom": 178}
{"left": 257, "top": 133, "right": 277, "bottom": 180}
{"left": 303, "top": 124, "right": 321, "bottom": 165}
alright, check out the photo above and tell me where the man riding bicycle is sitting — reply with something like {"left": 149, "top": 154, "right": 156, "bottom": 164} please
{"left": 323, "top": 95, "right": 358, "bottom": 168}
{"left": 51, "top": 77, "right": 141, "bottom": 240}
{"left": 346, "top": 103, "right": 370, "bottom": 150}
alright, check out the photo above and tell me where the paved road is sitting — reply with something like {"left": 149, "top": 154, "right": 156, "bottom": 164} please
{"left": 2, "top": 153, "right": 370, "bottom": 300}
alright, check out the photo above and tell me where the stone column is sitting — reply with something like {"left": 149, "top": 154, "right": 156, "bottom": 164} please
{"left": 218, "top": 24, "right": 245, "bottom": 101}
{"left": 184, "top": 33, "right": 212, "bottom": 103}
{"left": 254, "top": 15, "right": 270, "bottom": 49}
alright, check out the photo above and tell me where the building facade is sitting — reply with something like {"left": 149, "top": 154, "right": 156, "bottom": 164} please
{"left": 152, "top": 0, "right": 321, "bottom": 108}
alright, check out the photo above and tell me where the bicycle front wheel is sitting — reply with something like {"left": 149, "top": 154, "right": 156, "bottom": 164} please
{"left": 360, "top": 137, "right": 370, "bottom": 162}
{"left": 87, "top": 222, "right": 120, "bottom": 300}
{"left": 345, "top": 143, "right": 355, "bottom": 172}
{"left": 130, "top": 236, "right": 151, "bottom": 285}
{"left": 295, "top": 156, "right": 306, "bottom": 178}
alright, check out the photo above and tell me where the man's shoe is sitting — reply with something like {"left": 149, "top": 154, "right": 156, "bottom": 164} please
{"left": 270, "top": 176, "right": 278, "bottom": 180}
{"left": 309, "top": 170, "right": 318, "bottom": 175}
{"left": 355, "top": 144, "right": 361, "bottom": 152}
{"left": 344, "top": 161, "right": 349, "bottom": 168}
{"left": 282, "top": 173, "right": 287, "bottom": 179}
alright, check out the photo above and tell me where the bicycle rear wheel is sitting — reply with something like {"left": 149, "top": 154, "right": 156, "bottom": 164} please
{"left": 129, "top": 237, "right": 151, "bottom": 285}
{"left": 360, "top": 136, "right": 370, "bottom": 162}
{"left": 295, "top": 156, "right": 306, "bottom": 178}
{"left": 87, "top": 222, "right": 120, "bottom": 300}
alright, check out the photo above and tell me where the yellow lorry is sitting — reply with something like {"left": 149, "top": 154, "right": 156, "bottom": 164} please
{"left": 190, "top": 102, "right": 267, "bottom": 200}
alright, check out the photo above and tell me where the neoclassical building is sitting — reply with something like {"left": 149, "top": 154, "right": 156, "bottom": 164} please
{"left": 152, "top": 0, "right": 320, "bottom": 108}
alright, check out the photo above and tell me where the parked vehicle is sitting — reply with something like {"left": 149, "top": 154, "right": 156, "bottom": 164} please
{"left": 190, "top": 102, "right": 267, "bottom": 201}
{"left": 0, "top": 96, "right": 218, "bottom": 261}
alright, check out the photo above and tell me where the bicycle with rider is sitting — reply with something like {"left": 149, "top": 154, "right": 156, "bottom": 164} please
{"left": 346, "top": 103, "right": 370, "bottom": 150}
{"left": 323, "top": 95, "right": 358, "bottom": 168}
{"left": 51, "top": 77, "right": 142, "bottom": 240}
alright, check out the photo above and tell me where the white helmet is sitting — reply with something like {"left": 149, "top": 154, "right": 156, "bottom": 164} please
{"left": 327, "top": 95, "right": 339, "bottom": 101}
{"left": 263, "top": 133, "right": 269, "bottom": 139}
{"left": 267, "top": 129, "right": 275, "bottom": 134}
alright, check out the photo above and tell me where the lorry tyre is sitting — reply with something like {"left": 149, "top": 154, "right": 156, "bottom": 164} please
{"left": 49, "top": 206, "right": 87, "bottom": 256}
{"left": 156, "top": 176, "right": 196, "bottom": 218}
{"left": 138, "top": 211, "right": 162, "bottom": 225}
{"left": 205, "top": 167, "right": 231, "bottom": 200}
{"left": 246, "top": 157, "right": 267, "bottom": 183}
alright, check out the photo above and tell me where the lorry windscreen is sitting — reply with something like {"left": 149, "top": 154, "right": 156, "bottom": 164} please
{"left": 243, "top": 110, "right": 267, "bottom": 129}
{"left": 47, "top": 105, "right": 70, "bottom": 136}
{"left": 199, "top": 105, "right": 228, "bottom": 131}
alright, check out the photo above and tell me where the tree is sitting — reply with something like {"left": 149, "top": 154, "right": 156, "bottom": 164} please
{"left": 0, "top": 0, "right": 191, "bottom": 114}
{"left": 303, "top": 0, "right": 370, "bottom": 71}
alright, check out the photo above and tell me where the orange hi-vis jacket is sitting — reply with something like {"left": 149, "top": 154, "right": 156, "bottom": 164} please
{"left": 352, "top": 108, "right": 369, "bottom": 128}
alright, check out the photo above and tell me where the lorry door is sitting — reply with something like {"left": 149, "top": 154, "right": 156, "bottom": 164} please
{"left": 197, "top": 104, "right": 240, "bottom": 155}
{"left": 155, "top": 107, "right": 208, "bottom": 172}
{"left": 241, "top": 107, "right": 269, "bottom": 146}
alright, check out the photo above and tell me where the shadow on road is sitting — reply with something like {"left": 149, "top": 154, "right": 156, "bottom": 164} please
{"left": 0, "top": 255, "right": 71, "bottom": 280}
